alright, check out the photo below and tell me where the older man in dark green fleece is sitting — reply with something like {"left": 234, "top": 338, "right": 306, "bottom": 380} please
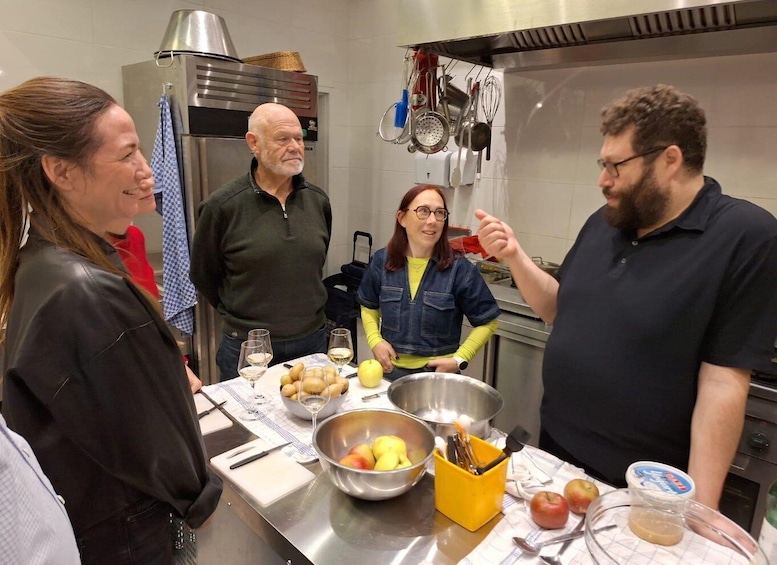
{"left": 191, "top": 103, "right": 332, "bottom": 380}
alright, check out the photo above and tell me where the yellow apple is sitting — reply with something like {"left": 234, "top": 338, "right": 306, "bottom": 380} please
{"left": 374, "top": 451, "right": 400, "bottom": 471}
{"left": 357, "top": 359, "right": 383, "bottom": 388}
{"left": 371, "top": 435, "right": 407, "bottom": 460}
{"left": 396, "top": 454, "right": 412, "bottom": 469}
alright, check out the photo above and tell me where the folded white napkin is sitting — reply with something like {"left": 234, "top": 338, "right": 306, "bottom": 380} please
{"left": 505, "top": 450, "right": 558, "bottom": 500}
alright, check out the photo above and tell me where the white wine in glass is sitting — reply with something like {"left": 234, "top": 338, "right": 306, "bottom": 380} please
{"left": 327, "top": 328, "right": 354, "bottom": 375}
{"left": 247, "top": 329, "right": 273, "bottom": 366}
{"left": 246, "top": 329, "right": 272, "bottom": 404}
{"left": 298, "top": 368, "right": 331, "bottom": 432}
{"left": 238, "top": 339, "right": 267, "bottom": 420}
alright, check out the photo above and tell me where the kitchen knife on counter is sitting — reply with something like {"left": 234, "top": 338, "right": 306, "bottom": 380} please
{"left": 229, "top": 443, "right": 291, "bottom": 470}
{"left": 197, "top": 400, "right": 226, "bottom": 419}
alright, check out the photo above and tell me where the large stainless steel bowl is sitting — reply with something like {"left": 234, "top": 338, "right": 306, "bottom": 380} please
{"left": 156, "top": 10, "right": 241, "bottom": 62}
{"left": 312, "top": 408, "right": 435, "bottom": 501}
{"left": 387, "top": 372, "right": 503, "bottom": 439}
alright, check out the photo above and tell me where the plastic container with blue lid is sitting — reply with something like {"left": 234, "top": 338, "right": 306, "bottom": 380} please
{"left": 625, "top": 461, "right": 695, "bottom": 498}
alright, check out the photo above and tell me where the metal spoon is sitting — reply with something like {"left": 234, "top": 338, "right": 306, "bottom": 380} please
{"left": 512, "top": 524, "right": 616, "bottom": 556}
{"left": 540, "top": 515, "right": 585, "bottom": 565}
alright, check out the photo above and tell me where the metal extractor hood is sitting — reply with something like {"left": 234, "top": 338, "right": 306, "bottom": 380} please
{"left": 398, "top": 0, "right": 777, "bottom": 71}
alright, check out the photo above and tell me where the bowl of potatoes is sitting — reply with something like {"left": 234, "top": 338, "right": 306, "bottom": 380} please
{"left": 280, "top": 362, "right": 349, "bottom": 420}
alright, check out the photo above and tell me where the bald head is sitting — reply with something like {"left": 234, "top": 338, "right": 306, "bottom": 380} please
{"left": 246, "top": 103, "right": 305, "bottom": 180}
{"left": 248, "top": 103, "right": 300, "bottom": 141}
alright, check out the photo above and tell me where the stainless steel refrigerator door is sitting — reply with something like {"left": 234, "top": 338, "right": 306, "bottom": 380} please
{"left": 181, "top": 135, "right": 249, "bottom": 383}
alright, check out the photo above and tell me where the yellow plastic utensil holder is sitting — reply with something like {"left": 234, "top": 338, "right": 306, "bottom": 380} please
{"left": 433, "top": 435, "right": 508, "bottom": 531}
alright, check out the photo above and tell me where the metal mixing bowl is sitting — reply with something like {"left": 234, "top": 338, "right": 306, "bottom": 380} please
{"left": 387, "top": 372, "right": 504, "bottom": 438}
{"left": 312, "top": 408, "right": 435, "bottom": 501}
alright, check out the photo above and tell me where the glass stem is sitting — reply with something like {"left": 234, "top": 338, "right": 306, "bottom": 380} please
{"left": 250, "top": 382, "right": 257, "bottom": 412}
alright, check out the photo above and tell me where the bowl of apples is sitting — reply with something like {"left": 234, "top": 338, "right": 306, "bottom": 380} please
{"left": 312, "top": 408, "right": 436, "bottom": 501}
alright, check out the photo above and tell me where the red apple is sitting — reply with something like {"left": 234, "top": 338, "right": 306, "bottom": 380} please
{"left": 563, "top": 478, "right": 600, "bottom": 515}
{"left": 530, "top": 491, "right": 570, "bottom": 529}
{"left": 347, "top": 443, "right": 376, "bottom": 469}
{"left": 338, "top": 453, "right": 371, "bottom": 469}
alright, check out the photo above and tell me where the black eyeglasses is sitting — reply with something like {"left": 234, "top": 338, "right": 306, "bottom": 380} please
{"left": 408, "top": 206, "right": 448, "bottom": 221}
{"left": 596, "top": 146, "right": 668, "bottom": 178}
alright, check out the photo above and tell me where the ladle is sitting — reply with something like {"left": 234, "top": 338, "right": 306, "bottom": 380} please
{"left": 512, "top": 524, "right": 616, "bottom": 556}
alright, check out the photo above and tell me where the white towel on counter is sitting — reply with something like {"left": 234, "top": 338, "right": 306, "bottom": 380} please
{"left": 458, "top": 445, "right": 611, "bottom": 565}
{"left": 152, "top": 94, "right": 197, "bottom": 335}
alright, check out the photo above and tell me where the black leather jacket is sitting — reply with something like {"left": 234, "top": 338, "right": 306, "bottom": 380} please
{"left": 2, "top": 230, "right": 222, "bottom": 533}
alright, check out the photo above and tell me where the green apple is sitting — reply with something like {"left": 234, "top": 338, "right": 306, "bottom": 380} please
{"left": 371, "top": 435, "right": 407, "bottom": 460}
{"left": 374, "top": 451, "right": 400, "bottom": 471}
{"left": 357, "top": 359, "right": 383, "bottom": 388}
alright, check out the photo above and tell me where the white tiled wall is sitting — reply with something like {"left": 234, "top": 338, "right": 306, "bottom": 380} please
{"left": 1, "top": 0, "right": 775, "bottom": 270}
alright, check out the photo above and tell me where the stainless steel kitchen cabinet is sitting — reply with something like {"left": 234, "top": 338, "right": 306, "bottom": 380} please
{"left": 491, "top": 332, "right": 545, "bottom": 446}
{"left": 490, "top": 310, "right": 550, "bottom": 446}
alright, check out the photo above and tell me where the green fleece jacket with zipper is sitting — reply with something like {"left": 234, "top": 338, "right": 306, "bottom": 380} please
{"left": 190, "top": 159, "right": 332, "bottom": 341}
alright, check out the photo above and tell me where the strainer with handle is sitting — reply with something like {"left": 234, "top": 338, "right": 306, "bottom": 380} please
{"left": 410, "top": 71, "right": 449, "bottom": 154}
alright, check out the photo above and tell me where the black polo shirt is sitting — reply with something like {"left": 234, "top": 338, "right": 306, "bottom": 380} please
{"left": 541, "top": 177, "right": 777, "bottom": 485}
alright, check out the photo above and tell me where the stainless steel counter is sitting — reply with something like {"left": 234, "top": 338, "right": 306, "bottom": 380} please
{"left": 199, "top": 283, "right": 548, "bottom": 563}
{"left": 203, "top": 413, "right": 499, "bottom": 564}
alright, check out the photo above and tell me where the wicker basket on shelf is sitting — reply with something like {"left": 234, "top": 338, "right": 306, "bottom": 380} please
{"left": 242, "top": 51, "right": 306, "bottom": 72}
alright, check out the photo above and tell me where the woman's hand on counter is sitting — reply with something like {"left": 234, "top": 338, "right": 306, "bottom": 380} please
{"left": 371, "top": 340, "right": 397, "bottom": 372}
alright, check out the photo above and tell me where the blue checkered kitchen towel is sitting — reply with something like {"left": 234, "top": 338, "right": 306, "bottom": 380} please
{"left": 152, "top": 94, "right": 197, "bottom": 335}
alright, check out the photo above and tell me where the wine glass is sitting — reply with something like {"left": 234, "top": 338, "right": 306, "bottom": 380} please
{"left": 327, "top": 328, "right": 354, "bottom": 376}
{"left": 237, "top": 339, "right": 267, "bottom": 421}
{"left": 247, "top": 329, "right": 273, "bottom": 366}
{"left": 247, "top": 328, "right": 273, "bottom": 403}
{"left": 298, "top": 367, "right": 331, "bottom": 431}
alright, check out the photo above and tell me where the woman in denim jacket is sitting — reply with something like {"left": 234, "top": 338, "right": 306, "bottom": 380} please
{"left": 358, "top": 184, "right": 500, "bottom": 380}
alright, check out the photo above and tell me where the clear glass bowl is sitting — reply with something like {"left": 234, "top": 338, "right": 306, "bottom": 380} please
{"left": 585, "top": 488, "right": 769, "bottom": 564}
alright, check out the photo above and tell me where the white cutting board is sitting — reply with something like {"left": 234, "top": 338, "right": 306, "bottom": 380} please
{"left": 210, "top": 438, "right": 316, "bottom": 507}
{"left": 194, "top": 393, "right": 233, "bottom": 435}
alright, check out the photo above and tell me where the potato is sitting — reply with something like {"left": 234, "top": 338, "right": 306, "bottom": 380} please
{"left": 327, "top": 382, "right": 342, "bottom": 398}
{"left": 281, "top": 383, "right": 296, "bottom": 397}
{"left": 324, "top": 372, "right": 339, "bottom": 386}
{"left": 302, "top": 376, "right": 326, "bottom": 394}
{"left": 293, "top": 380, "right": 303, "bottom": 393}
{"left": 280, "top": 374, "right": 293, "bottom": 386}
{"left": 324, "top": 365, "right": 337, "bottom": 380}
{"left": 307, "top": 367, "right": 324, "bottom": 379}
{"left": 290, "top": 393, "right": 298, "bottom": 401}
{"left": 289, "top": 362, "right": 305, "bottom": 381}
{"left": 336, "top": 375, "right": 349, "bottom": 393}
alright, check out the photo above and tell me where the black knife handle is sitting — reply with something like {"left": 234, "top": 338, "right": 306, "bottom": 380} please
{"left": 229, "top": 451, "right": 270, "bottom": 470}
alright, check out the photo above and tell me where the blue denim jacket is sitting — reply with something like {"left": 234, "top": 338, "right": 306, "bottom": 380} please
{"left": 357, "top": 248, "right": 500, "bottom": 357}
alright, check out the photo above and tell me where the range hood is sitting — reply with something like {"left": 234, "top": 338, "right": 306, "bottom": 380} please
{"left": 398, "top": 0, "right": 777, "bottom": 71}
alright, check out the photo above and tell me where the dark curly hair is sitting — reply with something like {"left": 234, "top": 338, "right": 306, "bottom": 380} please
{"left": 600, "top": 84, "right": 706, "bottom": 173}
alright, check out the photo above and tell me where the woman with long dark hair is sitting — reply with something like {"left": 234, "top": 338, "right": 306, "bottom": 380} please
{"left": 357, "top": 184, "right": 499, "bottom": 380}
{"left": 0, "top": 77, "right": 221, "bottom": 564}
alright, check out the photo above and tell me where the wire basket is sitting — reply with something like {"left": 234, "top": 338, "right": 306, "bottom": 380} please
{"left": 243, "top": 51, "right": 306, "bottom": 72}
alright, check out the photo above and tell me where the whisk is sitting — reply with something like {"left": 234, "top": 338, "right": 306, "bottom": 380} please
{"left": 480, "top": 75, "right": 502, "bottom": 161}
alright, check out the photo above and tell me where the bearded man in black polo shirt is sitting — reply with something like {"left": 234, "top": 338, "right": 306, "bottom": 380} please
{"left": 475, "top": 84, "right": 777, "bottom": 511}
